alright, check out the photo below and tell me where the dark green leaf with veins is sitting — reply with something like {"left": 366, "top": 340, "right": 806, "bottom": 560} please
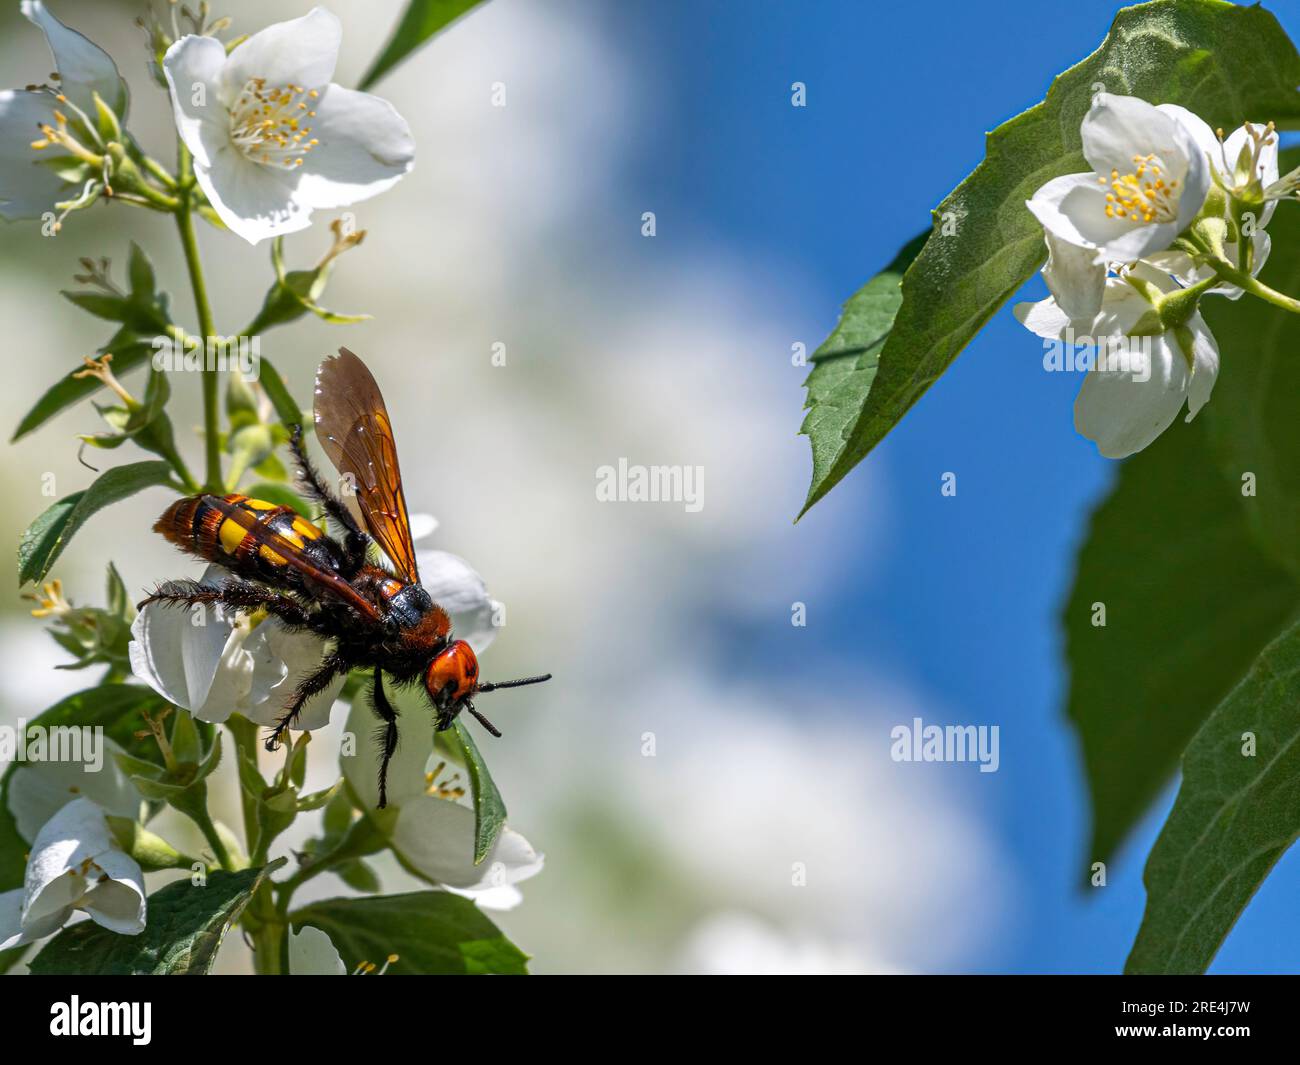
{"left": 29, "top": 862, "right": 283, "bottom": 975}
{"left": 291, "top": 891, "right": 529, "bottom": 974}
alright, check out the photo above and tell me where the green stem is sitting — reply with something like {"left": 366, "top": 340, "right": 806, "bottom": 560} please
{"left": 275, "top": 813, "right": 387, "bottom": 917}
{"left": 174, "top": 147, "right": 223, "bottom": 491}
{"left": 1209, "top": 257, "right": 1300, "bottom": 314}
{"left": 226, "top": 715, "right": 262, "bottom": 855}
{"left": 192, "top": 807, "right": 233, "bottom": 871}
{"left": 250, "top": 916, "right": 285, "bottom": 975}
{"left": 136, "top": 148, "right": 178, "bottom": 189}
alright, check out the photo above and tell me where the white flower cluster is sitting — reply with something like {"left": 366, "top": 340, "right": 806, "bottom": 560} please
{"left": 0, "top": 4, "right": 413, "bottom": 243}
{"left": 1015, "top": 93, "right": 1279, "bottom": 457}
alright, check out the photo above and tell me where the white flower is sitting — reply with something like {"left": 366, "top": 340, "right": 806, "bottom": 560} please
{"left": 0, "top": 1, "right": 127, "bottom": 221}
{"left": 340, "top": 698, "right": 543, "bottom": 909}
{"left": 162, "top": 7, "right": 414, "bottom": 243}
{"left": 1163, "top": 108, "right": 1279, "bottom": 219}
{"left": 1027, "top": 94, "right": 1210, "bottom": 271}
{"left": 1015, "top": 262, "right": 1218, "bottom": 458}
{"left": 0, "top": 797, "right": 145, "bottom": 949}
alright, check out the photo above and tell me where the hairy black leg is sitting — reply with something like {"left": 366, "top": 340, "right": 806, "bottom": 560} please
{"left": 288, "top": 426, "right": 369, "bottom": 571}
{"left": 370, "top": 668, "right": 400, "bottom": 809}
{"left": 139, "top": 578, "right": 321, "bottom": 631}
{"left": 265, "top": 651, "right": 350, "bottom": 752}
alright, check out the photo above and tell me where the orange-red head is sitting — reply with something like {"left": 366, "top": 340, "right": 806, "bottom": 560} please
{"left": 425, "top": 640, "right": 479, "bottom": 719}
{"left": 424, "top": 639, "right": 552, "bottom": 736}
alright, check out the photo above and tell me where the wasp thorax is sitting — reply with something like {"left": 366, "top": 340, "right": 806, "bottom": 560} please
{"left": 425, "top": 640, "right": 479, "bottom": 712}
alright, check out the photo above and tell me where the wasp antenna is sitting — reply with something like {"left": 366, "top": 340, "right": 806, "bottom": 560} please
{"left": 475, "top": 673, "right": 552, "bottom": 694}
{"left": 466, "top": 704, "right": 503, "bottom": 737}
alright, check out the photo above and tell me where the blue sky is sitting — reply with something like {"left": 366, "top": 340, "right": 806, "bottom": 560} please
{"left": 606, "top": 0, "right": 1300, "bottom": 972}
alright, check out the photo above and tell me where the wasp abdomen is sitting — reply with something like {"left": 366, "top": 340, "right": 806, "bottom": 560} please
{"left": 155, "top": 494, "right": 342, "bottom": 587}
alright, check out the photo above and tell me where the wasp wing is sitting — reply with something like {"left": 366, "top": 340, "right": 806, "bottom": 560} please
{"left": 313, "top": 348, "right": 421, "bottom": 583}
{"left": 199, "top": 495, "right": 382, "bottom": 622}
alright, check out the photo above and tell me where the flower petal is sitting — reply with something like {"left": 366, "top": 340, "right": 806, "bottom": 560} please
{"left": 1184, "top": 312, "right": 1219, "bottom": 420}
{"left": 0, "top": 886, "right": 64, "bottom": 949}
{"left": 1013, "top": 296, "right": 1072, "bottom": 341}
{"left": 245, "top": 623, "right": 344, "bottom": 732}
{"left": 340, "top": 698, "right": 432, "bottom": 809}
{"left": 22, "top": 0, "right": 127, "bottom": 117}
{"left": 1041, "top": 230, "right": 1104, "bottom": 320}
{"left": 391, "top": 794, "right": 543, "bottom": 890}
{"left": 129, "top": 595, "right": 245, "bottom": 723}
{"left": 1144, "top": 248, "right": 1206, "bottom": 289}
{"left": 408, "top": 513, "right": 439, "bottom": 541}
{"left": 416, "top": 550, "right": 500, "bottom": 654}
{"left": 78, "top": 848, "right": 146, "bottom": 935}
{"left": 1081, "top": 93, "right": 1183, "bottom": 180}
{"left": 1026, "top": 172, "right": 1118, "bottom": 254}
{"left": 193, "top": 144, "right": 312, "bottom": 245}
{"left": 289, "top": 924, "right": 346, "bottom": 974}
{"left": 6, "top": 742, "right": 142, "bottom": 843}
{"left": 1091, "top": 268, "right": 1169, "bottom": 338}
{"left": 292, "top": 85, "right": 415, "bottom": 209}
{"left": 0, "top": 89, "right": 66, "bottom": 221}
{"left": 220, "top": 7, "right": 341, "bottom": 103}
{"left": 1074, "top": 331, "right": 1189, "bottom": 458}
{"left": 1155, "top": 103, "right": 1219, "bottom": 171}
{"left": 443, "top": 882, "right": 524, "bottom": 911}
{"left": 162, "top": 34, "right": 229, "bottom": 170}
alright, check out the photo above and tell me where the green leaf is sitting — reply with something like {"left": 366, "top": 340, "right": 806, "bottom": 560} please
{"left": 358, "top": 0, "right": 486, "bottom": 91}
{"left": 1126, "top": 619, "right": 1300, "bottom": 973}
{"left": 61, "top": 290, "right": 130, "bottom": 321}
{"left": 800, "top": 233, "right": 926, "bottom": 516}
{"left": 0, "top": 684, "right": 175, "bottom": 890}
{"left": 335, "top": 858, "right": 382, "bottom": 894}
{"left": 798, "top": 0, "right": 1300, "bottom": 517}
{"left": 254, "top": 357, "right": 305, "bottom": 429}
{"left": 1064, "top": 417, "right": 1299, "bottom": 873}
{"left": 246, "top": 239, "right": 370, "bottom": 335}
{"left": 291, "top": 891, "right": 529, "bottom": 974}
{"left": 448, "top": 719, "right": 507, "bottom": 864}
{"left": 12, "top": 334, "right": 154, "bottom": 441}
{"left": 17, "top": 460, "right": 173, "bottom": 585}
{"left": 127, "top": 241, "right": 156, "bottom": 299}
{"left": 1201, "top": 150, "right": 1300, "bottom": 579}
{"left": 29, "top": 861, "right": 283, "bottom": 974}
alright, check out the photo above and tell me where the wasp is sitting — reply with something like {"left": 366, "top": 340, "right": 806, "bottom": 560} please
{"left": 142, "top": 348, "right": 551, "bottom": 807}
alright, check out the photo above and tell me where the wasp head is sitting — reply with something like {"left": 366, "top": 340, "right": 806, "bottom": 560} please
{"left": 425, "top": 640, "right": 480, "bottom": 730}
{"left": 424, "top": 640, "right": 553, "bottom": 737}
